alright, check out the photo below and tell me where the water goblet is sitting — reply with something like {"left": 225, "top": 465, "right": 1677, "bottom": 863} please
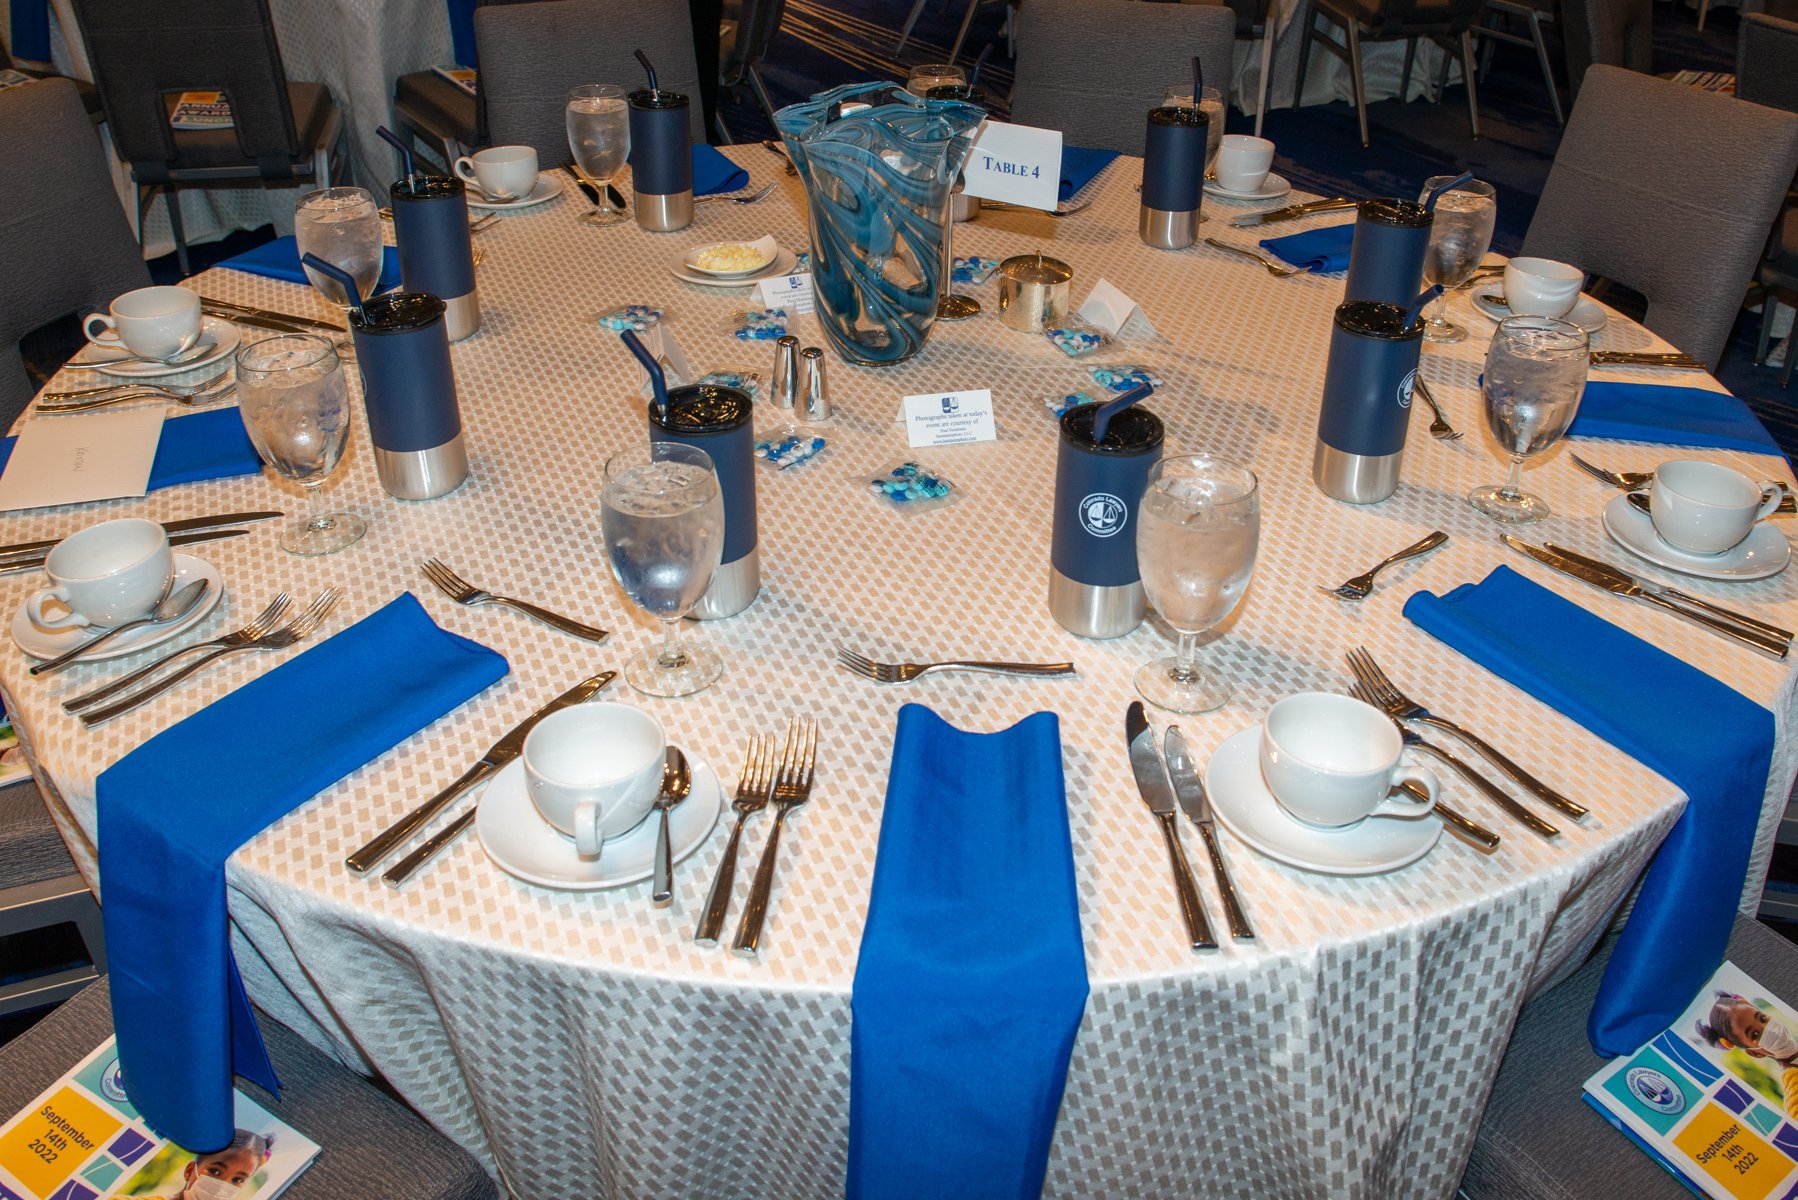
{"left": 1416, "top": 176, "right": 1497, "bottom": 343}
{"left": 601, "top": 442, "right": 727, "bottom": 697}
{"left": 1135, "top": 453, "right": 1260, "bottom": 713}
{"left": 906, "top": 63, "right": 964, "bottom": 96}
{"left": 1161, "top": 85, "right": 1226, "bottom": 175}
{"left": 234, "top": 334, "right": 366, "bottom": 556}
{"left": 294, "top": 187, "right": 382, "bottom": 313}
{"left": 1469, "top": 316, "right": 1589, "bottom": 523}
{"left": 566, "top": 84, "right": 630, "bottom": 227}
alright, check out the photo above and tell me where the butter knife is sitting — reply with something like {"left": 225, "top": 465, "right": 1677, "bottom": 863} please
{"left": 0, "top": 528, "right": 248, "bottom": 576}
{"left": 1229, "top": 197, "right": 1356, "bottom": 227}
{"left": 346, "top": 671, "right": 618, "bottom": 874}
{"left": 196, "top": 295, "right": 346, "bottom": 334}
{"left": 0, "top": 512, "right": 279, "bottom": 559}
{"left": 1162, "top": 726, "right": 1254, "bottom": 940}
{"left": 1126, "top": 702, "right": 1216, "bottom": 951}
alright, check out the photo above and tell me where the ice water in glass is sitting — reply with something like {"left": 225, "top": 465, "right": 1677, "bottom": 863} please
{"left": 567, "top": 84, "right": 630, "bottom": 226}
{"left": 1162, "top": 87, "right": 1226, "bottom": 174}
{"left": 1469, "top": 316, "right": 1588, "bottom": 523}
{"left": 1417, "top": 178, "right": 1497, "bottom": 343}
{"left": 235, "top": 334, "right": 366, "bottom": 555}
{"left": 294, "top": 188, "right": 382, "bottom": 310}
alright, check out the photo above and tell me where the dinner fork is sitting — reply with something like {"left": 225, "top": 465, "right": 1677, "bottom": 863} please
{"left": 419, "top": 559, "right": 608, "bottom": 642}
{"left": 1203, "top": 238, "right": 1302, "bottom": 277}
{"left": 733, "top": 717, "right": 818, "bottom": 957}
{"left": 694, "top": 733, "right": 776, "bottom": 945}
{"left": 761, "top": 139, "right": 797, "bottom": 176}
{"left": 80, "top": 589, "right": 339, "bottom": 725}
{"left": 1319, "top": 531, "right": 1448, "bottom": 601}
{"left": 1411, "top": 377, "right": 1461, "bottom": 441}
{"left": 835, "top": 646, "right": 1076, "bottom": 684}
{"left": 62, "top": 593, "right": 293, "bottom": 713}
{"left": 37, "top": 375, "right": 236, "bottom": 413}
{"left": 695, "top": 181, "right": 779, "bottom": 205}
{"left": 1346, "top": 647, "right": 1588, "bottom": 821}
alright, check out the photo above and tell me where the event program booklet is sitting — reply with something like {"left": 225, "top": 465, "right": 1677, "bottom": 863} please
{"left": 0, "top": 1037, "right": 318, "bottom": 1200}
{"left": 1585, "top": 961, "right": 1798, "bottom": 1198}
{"left": 167, "top": 92, "right": 234, "bottom": 130}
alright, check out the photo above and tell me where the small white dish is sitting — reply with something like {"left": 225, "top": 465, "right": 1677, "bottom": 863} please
{"left": 477, "top": 753, "right": 722, "bottom": 890}
{"left": 1602, "top": 493, "right": 1790, "bottom": 581}
{"left": 1203, "top": 726, "right": 1441, "bottom": 876}
{"left": 465, "top": 173, "right": 563, "bottom": 210}
{"left": 682, "top": 234, "right": 779, "bottom": 278}
{"left": 70, "top": 317, "right": 241, "bottom": 379}
{"left": 1470, "top": 282, "right": 1608, "bottom": 334}
{"left": 671, "top": 248, "right": 799, "bottom": 288}
{"left": 12, "top": 554, "right": 224, "bottom": 661}
{"left": 1203, "top": 172, "right": 1292, "bottom": 202}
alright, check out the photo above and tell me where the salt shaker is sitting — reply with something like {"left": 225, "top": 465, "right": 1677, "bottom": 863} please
{"left": 800, "top": 346, "right": 832, "bottom": 424}
{"left": 772, "top": 335, "right": 800, "bottom": 411}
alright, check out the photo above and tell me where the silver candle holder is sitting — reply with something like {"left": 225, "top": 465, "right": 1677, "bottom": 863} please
{"left": 997, "top": 253, "right": 1073, "bottom": 333}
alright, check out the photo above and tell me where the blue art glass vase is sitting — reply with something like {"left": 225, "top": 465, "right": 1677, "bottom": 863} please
{"left": 774, "top": 82, "right": 987, "bottom": 366}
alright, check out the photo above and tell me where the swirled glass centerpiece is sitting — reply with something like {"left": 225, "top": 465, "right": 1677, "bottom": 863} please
{"left": 774, "top": 83, "right": 987, "bottom": 366}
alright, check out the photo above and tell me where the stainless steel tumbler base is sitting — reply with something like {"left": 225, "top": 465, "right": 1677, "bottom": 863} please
{"left": 442, "top": 289, "right": 481, "bottom": 342}
{"left": 375, "top": 435, "right": 470, "bottom": 501}
{"left": 635, "top": 190, "right": 695, "bottom": 233}
{"left": 1313, "top": 442, "right": 1403, "bottom": 504}
{"left": 1049, "top": 568, "right": 1145, "bottom": 639}
{"left": 1139, "top": 205, "right": 1199, "bottom": 251}
{"left": 690, "top": 549, "right": 760, "bottom": 620}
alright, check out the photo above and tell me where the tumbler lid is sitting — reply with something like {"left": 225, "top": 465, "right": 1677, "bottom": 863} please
{"left": 1060, "top": 402, "right": 1165, "bottom": 454}
{"left": 1334, "top": 298, "right": 1425, "bottom": 340}
{"left": 926, "top": 83, "right": 988, "bottom": 107}
{"left": 1147, "top": 106, "right": 1209, "bottom": 129}
{"left": 391, "top": 176, "right": 464, "bottom": 202}
{"left": 655, "top": 383, "right": 752, "bottom": 433}
{"left": 629, "top": 88, "right": 689, "bottom": 110}
{"left": 351, "top": 291, "right": 446, "bottom": 335}
{"left": 1356, "top": 197, "right": 1430, "bottom": 228}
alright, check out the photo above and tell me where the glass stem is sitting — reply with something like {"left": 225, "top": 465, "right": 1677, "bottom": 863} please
{"left": 1500, "top": 455, "right": 1525, "bottom": 500}
{"left": 302, "top": 480, "right": 330, "bottom": 532}
{"left": 1170, "top": 630, "right": 1201, "bottom": 683}
{"left": 1432, "top": 292, "right": 1449, "bottom": 327}
{"left": 656, "top": 617, "right": 690, "bottom": 670}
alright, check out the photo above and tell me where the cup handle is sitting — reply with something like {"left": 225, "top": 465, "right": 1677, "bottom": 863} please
{"left": 25, "top": 588, "right": 88, "bottom": 630}
{"left": 1373, "top": 766, "right": 1439, "bottom": 819}
{"left": 574, "top": 800, "right": 605, "bottom": 859}
{"left": 83, "top": 314, "right": 122, "bottom": 347}
{"left": 453, "top": 157, "right": 479, "bottom": 187}
{"left": 1756, "top": 483, "right": 1784, "bottom": 523}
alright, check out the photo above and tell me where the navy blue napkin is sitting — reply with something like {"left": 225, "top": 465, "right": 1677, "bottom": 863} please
{"left": 1060, "top": 145, "right": 1120, "bottom": 202}
{"left": 848, "top": 705, "right": 1089, "bottom": 1200}
{"left": 1404, "top": 566, "right": 1773, "bottom": 1057}
{"left": 1569, "top": 379, "right": 1784, "bottom": 460}
{"left": 693, "top": 144, "right": 750, "bottom": 196}
{"left": 219, "top": 235, "right": 401, "bottom": 293}
{"left": 445, "top": 0, "right": 478, "bottom": 67}
{"left": 1260, "top": 223, "right": 1353, "bottom": 273}
{"left": 0, "top": 407, "right": 262, "bottom": 491}
{"left": 98, "top": 593, "right": 508, "bottom": 1149}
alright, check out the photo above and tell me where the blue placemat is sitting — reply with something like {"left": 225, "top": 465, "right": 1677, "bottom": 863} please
{"left": 1260, "top": 223, "right": 1353, "bottom": 273}
{"left": 1570, "top": 379, "right": 1785, "bottom": 461}
{"left": 693, "top": 143, "right": 750, "bottom": 196}
{"left": 218, "top": 235, "right": 401, "bottom": 293}
{"left": 0, "top": 407, "right": 262, "bottom": 491}
{"left": 1060, "top": 145, "right": 1120, "bottom": 202}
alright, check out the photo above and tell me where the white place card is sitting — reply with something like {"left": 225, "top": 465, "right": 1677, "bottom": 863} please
{"left": 959, "top": 121, "right": 1063, "bottom": 212}
{"left": 900, "top": 388, "right": 997, "bottom": 447}
{"left": 758, "top": 271, "right": 815, "bottom": 315}
{"left": 636, "top": 325, "right": 693, "bottom": 399}
{"left": 0, "top": 408, "right": 164, "bottom": 512}
{"left": 1078, "top": 278, "right": 1158, "bottom": 338}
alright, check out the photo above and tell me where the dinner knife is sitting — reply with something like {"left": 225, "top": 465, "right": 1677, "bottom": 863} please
{"left": 1544, "top": 536, "right": 1796, "bottom": 643}
{"left": 0, "top": 528, "right": 249, "bottom": 576}
{"left": 1228, "top": 197, "right": 1356, "bottom": 227}
{"left": 200, "top": 304, "right": 338, "bottom": 337}
{"left": 196, "top": 295, "right": 346, "bottom": 334}
{"left": 345, "top": 671, "right": 618, "bottom": 875}
{"left": 1126, "top": 702, "right": 1216, "bottom": 951}
{"left": 1162, "top": 726, "right": 1254, "bottom": 940}
{"left": 561, "top": 161, "right": 601, "bottom": 206}
{"left": 0, "top": 512, "right": 280, "bottom": 559}
{"left": 1500, "top": 535, "right": 1792, "bottom": 658}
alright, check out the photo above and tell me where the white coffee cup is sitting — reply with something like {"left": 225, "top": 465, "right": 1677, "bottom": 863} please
{"left": 25, "top": 518, "right": 175, "bottom": 631}
{"left": 1503, "top": 257, "right": 1584, "bottom": 319}
{"left": 1214, "top": 135, "right": 1275, "bottom": 194}
{"left": 454, "top": 145, "right": 539, "bottom": 201}
{"left": 1648, "top": 459, "right": 1785, "bottom": 556}
{"left": 1259, "top": 693, "right": 1440, "bottom": 829}
{"left": 522, "top": 702, "right": 665, "bottom": 859}
{"left": 83, "top": 286, "right": 202, "bottom": 360}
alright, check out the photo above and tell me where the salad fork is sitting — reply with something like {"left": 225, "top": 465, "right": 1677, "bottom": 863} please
{"left": 695, "top": 181, "right": 779, "bottom": 205}
{"left": 733, "top": 717, "right": 818, "bottom": 957}
{"left": 1203, "top": 238, "right": 1302, "bottom": 277}
{"left": 37, "top": 375, "right": 236, "bottom": 413}
{"left": 63, "top": 593, "right": 293, "bottom": 713}
{"left": 1319, "top": 531, "right": 1449, "bottom": 601}
{"left": 420, "top": 558, "right": 608, "bottom": 642}
{"left": 835, "top": 646, "right": 1075, "bottom": 683}
{"left": 694, "top": 733, "right": 776, "bottom": 945}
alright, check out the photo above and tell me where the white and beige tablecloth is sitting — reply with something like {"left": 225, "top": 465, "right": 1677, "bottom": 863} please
{"left": 6, "top": 149, "right": 1797, "bottom": 1199}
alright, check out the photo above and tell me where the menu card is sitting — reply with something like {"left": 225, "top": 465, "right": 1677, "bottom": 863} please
{"left": 0, "top": 409, "right": 164, "bottom": 512}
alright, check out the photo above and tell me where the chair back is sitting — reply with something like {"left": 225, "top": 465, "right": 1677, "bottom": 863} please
{"left": 1011, "top": 0, "right": 1236, "bottom": 155}
{"left": 1739, "top": 12, "right": 1798, "bottom": 115}
{"left": 722, "top": 0, "right": 789, "bottom": 85}
{"left": 1522, "top": 65, "right": 1798, "bottom": 368}
{"left": 0, "top": 79, "right": 149, "bottom": 426}
{"left": 1370, "top": 0, "right": 1489, "bottom": 37}
{"left": 1558, "top": 0, "right": 1652, "bottom": 100}
{"left": 476, "top": 0, "right": 704, "bottom": 158}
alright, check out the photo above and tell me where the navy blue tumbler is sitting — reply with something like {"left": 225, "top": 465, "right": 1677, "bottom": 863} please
{"left": 649, "top": 384, "right": 758, "bottom": 617}
{"left": 1048, "top": 402, "right": 1165, "bottom": 638}
{"left": 349, "top": 292, "right": 470, "bottom": 500}
{"left": 1140, "top": 107, "right": 1207, "bottom": 250}
{"left": 1343, "top": 198, "right": 1432, "bottom": 306}
{"left": 389, "top": 175, "right": 480, "bottom": 341}
{"left": 1312, "top": 299, "right": 1425, "bottom": 504}
{"left": 629, "top": 88, "right": 692, "bottom": 232}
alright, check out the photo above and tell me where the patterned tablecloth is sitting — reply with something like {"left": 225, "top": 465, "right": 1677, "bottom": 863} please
{"left": 7, "top": 149, "right": 1798, "bottom": 1199}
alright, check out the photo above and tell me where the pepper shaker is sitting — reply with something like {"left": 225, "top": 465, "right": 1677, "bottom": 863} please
{"left": 800, "top": 346, "right": 832, "bottom": 424}
{"left": 772, "top": 335, "right": 800, "bottom": 411}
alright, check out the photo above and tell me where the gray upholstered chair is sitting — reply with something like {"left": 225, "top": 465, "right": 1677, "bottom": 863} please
{"left": 1009, "top": 0, "right": 1236, "bottom": 156}
{"left": 1558, "top": 0, "right": 1651, "bottom": 103}
{"left": 0, "top": 77, "right": 149, "bottom": 431}
{"left": 1293, "top": 0, "right": 1487, "bottom": 147}
{"left": 1521, "top": 65, "right": 1798, "bottom": 370}
{"left": 1184, "top": 0, "right": 1281, "bottom": 137}
{"left": 0, "top": 778, "right": 105, "bottom": 1018}
{"left": 0, "top": 980, "right": 500, "bottom": 1199}
{"left": 1738, "top": 12, "right": 1798, "bottom": 116}
{"left": 1462, "top": 914, "right": 1798, "bottom": 1198}
{"left": 1475, "top": 0, "right": 1565, "bottom": 125}
{"left": 1744, "top": 0, "right": 1798, "bottom": 20}
{"left": 475, "top": 0, "right": 704, "bottom": 162}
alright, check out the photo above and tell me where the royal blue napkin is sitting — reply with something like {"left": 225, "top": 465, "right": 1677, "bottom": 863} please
{"left": 218, "top": 235, "right": 401, "bottom": 293}
{"left": 1060, "top": 145, "right": 1120, "bottom": 202}
{"left": 445, "top": 0, "right": 478, "bottom": 67}
{"left": 97, "top": 593, "right": 508, "bottom": 1149}
{"left": 1404, "top": 566, "right": 1774, "bottom": 1057}
{"left": 693, "top": 144, "right": 750, "bottom": 196}
{"left": 1569, "top": 379, "right": 1784, "bottom": 460}
{"left": 848, "top": 705, "right": 1089, "bottom": 1200}
{"left": 1260, "top": 223, "right": 1353, "bottom": 273}
{"left": 0, "top": 407, "right": 262, "bottom": 490}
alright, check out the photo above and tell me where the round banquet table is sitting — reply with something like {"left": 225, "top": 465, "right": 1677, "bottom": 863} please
{"left": 8, "top": 148, "right": 1798, "bottom": 1200}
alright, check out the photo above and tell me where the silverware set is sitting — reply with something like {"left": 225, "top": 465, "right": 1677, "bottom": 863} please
{"left": 420, "top": 558, "right": 610, "bottom": 642}
{"left": 835, "top": 646, "right": 1075, "bottom": 684}
{"left": 1321, "top": 531, "right": 1448, "bottom": 601}
{"left": 695, "top": 719, "right": 819, "bottom": 957}
{"left": 36, "top": 373, "right": 236, "bottom": 413}
{"left": 1203, "top": 238, "right": 1303, "bottom": 277}
{"left": 1571, "top": 454, "right": 1797, "bottom": 514}
{"left": 62, "top": 592, "right": 293, "bottom": 713}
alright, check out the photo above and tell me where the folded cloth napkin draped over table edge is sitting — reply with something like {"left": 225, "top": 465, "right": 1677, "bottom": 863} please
{"left": 1060, "top": 146, "right": 1120, "bottom": 203}
{"left": 219, "top": 235, "right": 402, "bottom": 293}
{"left": 97, "top": 592, "right": 509, "bottom": 1150}
{"left": 848, "top": 705, "right": 1089, "bottom": 1200}
{"left": 1569, "top": 379, "right": 1786, "bottom": 460}
{"left": 692, "top": 143, "right": 750, "bottom": 196}
{"left": 1260, "top": 222, "right": 1353, "bottom": 273}
{"left": 1403, "top": 566, "right": 1773, "bottom": 1058}
{"left": 0, "top": 407, "right": 262, "bottom": 490}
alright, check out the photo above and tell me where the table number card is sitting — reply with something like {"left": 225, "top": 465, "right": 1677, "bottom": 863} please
{"left": 0, "top": 409, "right": 164, "bottom": 512}
{"left": 900, "top": 388, "right": 997, "bottom": 447}
{"left": 960, "top": 122, "right": 1064, "bottom": 212}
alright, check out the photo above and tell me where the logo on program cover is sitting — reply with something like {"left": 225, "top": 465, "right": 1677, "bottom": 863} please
{"left": 1079, "top": 492, "right": 1127, "bottom": 538}
{"left": 1625, "top": 1066, "right": 1686, "bottom": 1115}
{"left": 101, "top": 1056, "right": 129, "bottom": 1104}
{"left": 1397, "top": 369, "right": 1417, "bottom": 408}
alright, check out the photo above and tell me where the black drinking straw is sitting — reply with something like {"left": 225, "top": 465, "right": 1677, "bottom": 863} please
{"left": 1091, "top": 381, "right": 1153, "bottom": 442}
{"left": 1423, "top": 170, "right": 1474, "bottom": 212}
{"left": 619, "top": 329, "right": 670, "bottom": 423}
{"left": 375, "top": 125, "right": 416, "bottom": 190}
{"left": 1191, "top": 55, "right": 1202, "bottom": 118}
{"left": 1403, "top": 285, "right": 1444, "bottom": 331}
{"left": 634, "top": 49, "right": 658, "bottom": 94}
{"left": 301, "top": 252, "right": 365, "bottom": 319}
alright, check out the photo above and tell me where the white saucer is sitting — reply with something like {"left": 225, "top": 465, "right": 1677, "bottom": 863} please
{"left": 1602, "top": 493, "right": 1791, "bottom": 581}
{"left": 12, "top": 554, "right": 224, "bottom": 661}
{"left": 1203, "top": 727, "right": 1442, "bottom": 876}
{"left": 1204, "top": 173, "right": 1292, "bottom": 202}
{"left": 476, "top": 754, "right": 722, "bottom": 890}
{"left": 71, "top": 317, "right": 241, "bottom": 379}
{"left": 682, "top": 234, "right": 779, "bottom": 278}
{"left": 671, "top": 248, "right": 799, "bottom": 288}
{"left": 465, "top": 173, "right": 563, "bottom": 210}
{"left": 1470, "top": 282, "right": 1609, "bottom": 334}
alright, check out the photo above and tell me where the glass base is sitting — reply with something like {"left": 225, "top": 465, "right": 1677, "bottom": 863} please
{"left": 282, "top": 511, "right": 367, "bottom": 556}
{"left": 1468, "top": 483, "right": 1550, "bottom": 523}
{"left": 1135, "top": 655, "right": 1231, "bottom": 714}
{"left": 581, "top": 207, "right": 630, "bottom": 227}
{"left": 1422, "top": 318, "right": 1466, "bottom": 344}
{"left": 626, "top": 641, "right": 723, "bottom": 698}
{"left": 937, "top": 293, "right": 980, "bottom": 320}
